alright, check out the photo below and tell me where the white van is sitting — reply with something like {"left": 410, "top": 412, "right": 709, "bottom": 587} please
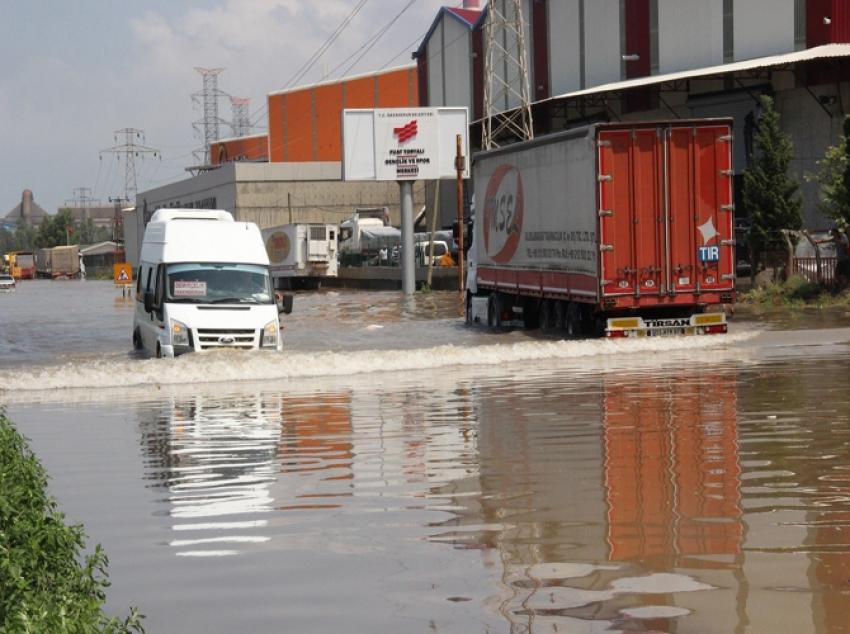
{"left": 132, "top": 209, "right": 292, "bottom": 358}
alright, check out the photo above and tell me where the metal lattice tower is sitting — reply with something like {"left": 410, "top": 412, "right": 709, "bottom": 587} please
{"left": 64, "top": 187, "right": 101, "bottom": 210}
{"left": 192, "top": 67, "right": 230, "bottom": 164}
{"left": 482, "top": 0, "right": 534, "bottom": 150}
{"left": 100, "top": 129, "right": 160, "bottom": 203}
{"left": 230, "top": 97, "right": 251, "bottom": 137}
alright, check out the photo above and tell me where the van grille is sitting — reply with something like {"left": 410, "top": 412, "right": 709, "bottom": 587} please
{"left": 196, "top": 328, "right": 257, "bottom": 350}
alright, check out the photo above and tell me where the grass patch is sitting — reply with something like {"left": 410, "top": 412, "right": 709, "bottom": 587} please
{"left": 0, "top": 413, "right": 143, "bottom": 633}
{"left": 739, "top": 275, "right": 850, "bottom": 309}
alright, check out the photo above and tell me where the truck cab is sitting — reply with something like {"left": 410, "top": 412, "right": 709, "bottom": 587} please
{"left": 132, "top": 209, "right": 292, "bottom": 358}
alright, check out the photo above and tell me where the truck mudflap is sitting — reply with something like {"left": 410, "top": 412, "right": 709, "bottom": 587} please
{"left": 605, "top": 312, "right": 727, "bottom": 338}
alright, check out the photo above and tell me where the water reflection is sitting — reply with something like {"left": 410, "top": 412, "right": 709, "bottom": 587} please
{"left": 128, "top": 356, "right": 850, "bottom": 632}
{"left": 140, "top": 394, "right": 284, "bottom": 556}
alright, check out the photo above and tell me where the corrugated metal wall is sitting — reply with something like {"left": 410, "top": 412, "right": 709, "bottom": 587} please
{"left": 266, "top": 66, "right": 418, "bottom": 164}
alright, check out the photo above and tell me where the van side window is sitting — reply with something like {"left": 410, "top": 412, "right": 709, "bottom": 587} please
{"left": 136, "top": 267, "right": 142, "bottom": 296}
{"left": 154, "top": 264, "right": 165, "bottom": 308}
{"left": 145, "top": 267, "right": 152, "bottom": 294}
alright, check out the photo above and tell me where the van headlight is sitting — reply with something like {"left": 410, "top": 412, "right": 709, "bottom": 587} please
{"left": 171, "top": 319, "right": 190, "bottom": 346}
{"left": 262, "top": 320, "right": 279, "bottom": 348}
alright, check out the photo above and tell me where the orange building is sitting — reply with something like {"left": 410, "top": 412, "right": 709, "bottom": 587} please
{"left": 210, "top": 133, "right": 269, "bottom": 166}
{"left": 266, "top": 65, "right": 418, "bottom": 163}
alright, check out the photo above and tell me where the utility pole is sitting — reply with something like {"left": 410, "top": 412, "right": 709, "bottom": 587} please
{"left": 192, "top": 67, "right": 230, "bottom": 164}
{"left": 64, "top": 187, "right": 102, "bottom": 244}
{"left": 230, "top": 97, "right": 251, "bottom": 138}
{"left": 482, "top": 0, "right": 534, "bottom": 149}
{"left": 100, "top": 129, "right": 160, "bottom": 204}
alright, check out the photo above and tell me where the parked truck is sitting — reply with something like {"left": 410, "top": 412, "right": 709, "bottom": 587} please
{"left": 262, "top": 223, "right": 338, "bottom": 290}
{"left": 466, "top": 120, "right": 736, "bottom": 337}
{"left": 7, "top": 251, "right": 35, "bottom": 280}
{"left": 36, "top": 245, "right": 80, "bottom": 278}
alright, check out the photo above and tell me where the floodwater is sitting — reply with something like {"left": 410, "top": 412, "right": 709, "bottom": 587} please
{"left": 2, "top": 280, "right": 850, "bottom": 633}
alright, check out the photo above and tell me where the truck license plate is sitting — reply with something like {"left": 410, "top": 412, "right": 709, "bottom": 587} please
{"left": 649, "top": 327, "right": 694, "bottom": 336}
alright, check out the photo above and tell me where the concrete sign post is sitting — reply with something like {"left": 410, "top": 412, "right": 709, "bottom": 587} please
{"left": 342, "top": 107, "right": 469, "bottom": 295}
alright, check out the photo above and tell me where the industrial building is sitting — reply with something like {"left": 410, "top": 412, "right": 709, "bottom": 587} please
{"left": 418, "top": 0, "right": 850, "bottom": 228}
{"left": 3, "top": 189, "right": 48, "bottom": 229}
{"left": 130, "top": 65, "right": 424, "bottom": 267}
{"left": 129, "top": 0, "right": 850, "bottom": 268}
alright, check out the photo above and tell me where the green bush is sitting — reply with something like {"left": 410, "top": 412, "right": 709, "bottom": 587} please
{"left": 741, "top": 275, "right": 850, "bottom": 308}
{"left": 0, "top": 413, "right": 143, "bottom": 633}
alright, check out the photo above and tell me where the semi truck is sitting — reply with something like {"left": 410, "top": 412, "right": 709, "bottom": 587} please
{"left": 36, "top": 245, "right": 80, "bottom": 278}
{"left": 261, "top": 223, "right": 338, "bottom": 290}
{"left": 466, "top": 119, "right": 736, "bottom": 337}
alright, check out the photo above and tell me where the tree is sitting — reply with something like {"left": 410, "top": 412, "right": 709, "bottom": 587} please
{"left": 809, "top": 115, "right": 850, "bottom": 232}
{"left": 35, "top": 209, "right": 76, "bottom": 248}
{"left": 742, "top": 95, "right": 802, "bottom": 276}
{"left": 12, "top": 222, "right": 36, "bottom": 251}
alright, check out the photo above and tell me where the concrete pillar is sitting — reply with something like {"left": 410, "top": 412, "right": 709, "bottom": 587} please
{"left": 399, "top": 181, "right": 415, "bottom": 295}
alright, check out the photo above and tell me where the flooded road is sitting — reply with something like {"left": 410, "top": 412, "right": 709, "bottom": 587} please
{"left": 2, "top": 280, "right": 850, "bottom": 632}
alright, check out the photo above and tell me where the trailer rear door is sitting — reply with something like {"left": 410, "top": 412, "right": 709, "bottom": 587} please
{"left": 598, "top": 123, "right": 734, "bottom": 303}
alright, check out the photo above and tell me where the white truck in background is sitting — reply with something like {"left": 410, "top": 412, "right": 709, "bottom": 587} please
{"left": 339, "top": 208, "right": 400, "bottom": 265}
{"left": 262, "top": 223, "right": 338, "bottom": 290}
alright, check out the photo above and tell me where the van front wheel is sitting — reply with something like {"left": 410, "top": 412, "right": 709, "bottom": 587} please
{"left": 156, "top": 342, "right": 162, "bottom": 359}
{"left": 132, "top": 329, "right": 143, "bottom": 351}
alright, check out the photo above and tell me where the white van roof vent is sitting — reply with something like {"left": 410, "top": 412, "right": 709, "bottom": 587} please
{"left": 150, "top": 209, "right": 234, "bottom": 223}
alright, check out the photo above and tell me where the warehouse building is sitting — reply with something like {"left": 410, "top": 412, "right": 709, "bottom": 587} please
{"left": 418, "top": 0, "right": 850, "bottom": 228}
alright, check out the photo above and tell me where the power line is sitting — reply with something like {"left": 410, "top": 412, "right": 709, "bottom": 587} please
{"left": 326, "top": 0, "right": 417, "bottom": 80}
{"left": 285, "top": 0, "right": 369, "bottom": 89}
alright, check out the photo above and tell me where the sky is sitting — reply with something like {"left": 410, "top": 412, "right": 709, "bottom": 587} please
{"left": 0, "top": 0, "right": 454, "bottom": 216}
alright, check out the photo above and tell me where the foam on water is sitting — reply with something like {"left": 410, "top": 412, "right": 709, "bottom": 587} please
{"left": 0, "top": 330, "right": 757, "bottom": 395}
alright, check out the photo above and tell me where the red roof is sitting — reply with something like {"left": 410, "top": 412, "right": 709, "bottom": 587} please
{"left": 446, "top": 7, "right": 482, "bottom": 26}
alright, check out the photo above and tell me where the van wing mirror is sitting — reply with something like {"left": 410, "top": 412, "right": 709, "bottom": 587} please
{"left": 144, "top": 291, "right": 154, "bottom": 313}
{"left": 277, "top": 293, "right": 293, "bottom": 315}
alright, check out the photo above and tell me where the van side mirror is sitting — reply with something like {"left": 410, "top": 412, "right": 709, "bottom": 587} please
{"left": 144, "top": 291, "right": 154, "bottom": 313}
{"left": 277, "top": 293, "right": 293, "bottom": 315}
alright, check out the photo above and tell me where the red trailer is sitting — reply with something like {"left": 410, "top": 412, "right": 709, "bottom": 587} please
{"left": 467, "top": 120, "right": 736, "bottom": 337}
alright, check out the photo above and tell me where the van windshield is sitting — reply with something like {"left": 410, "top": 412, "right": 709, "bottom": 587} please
{"left": 165, "top": 263, "right": 273, "bottom": 304}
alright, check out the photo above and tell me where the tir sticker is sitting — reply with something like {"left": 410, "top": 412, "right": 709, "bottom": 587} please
{"left": 698, "top": 245, "right": 720, "bottom": 262}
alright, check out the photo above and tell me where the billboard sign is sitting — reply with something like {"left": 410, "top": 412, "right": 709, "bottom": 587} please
{"left": 342, "top": 107, "right": 469, "bottom": 181}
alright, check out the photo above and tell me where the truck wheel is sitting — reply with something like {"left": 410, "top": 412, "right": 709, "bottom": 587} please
{"left": 522, "top": 298, "right": 539, "bottom": 329}
{"left": 487, "top": 294, "right": 500, "bottom": 329}
{"left": 539, "top": 300, "right": 553, "bottom": 332}
{"left": 554, "top": 301, "right": 568, "bottom": 330}
{"left": 132, "top": 329, "right": 143, "bottom": 351}
{"left": 565, "top": 303, "right": 581, "bottom": 337}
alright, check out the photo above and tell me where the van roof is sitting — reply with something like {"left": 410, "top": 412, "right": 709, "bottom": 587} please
{"left": 150, "top": 209, "right": 234, "bottom": 223}
{"left": 141, "top": 213, "right": 268, "bottom": 265}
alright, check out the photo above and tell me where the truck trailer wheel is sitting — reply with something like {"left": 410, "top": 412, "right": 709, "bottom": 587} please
{"left": 565, "top": 303, "right": 581, "bottom": 337}
{"left": 538, "top": 300, "right": 554, "bottom": 332}
{"left": 554, "top": 301, "right": 568, "bottom": 330}
{"left": 487, "top": 293, "right": 500, "bottom": 329}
